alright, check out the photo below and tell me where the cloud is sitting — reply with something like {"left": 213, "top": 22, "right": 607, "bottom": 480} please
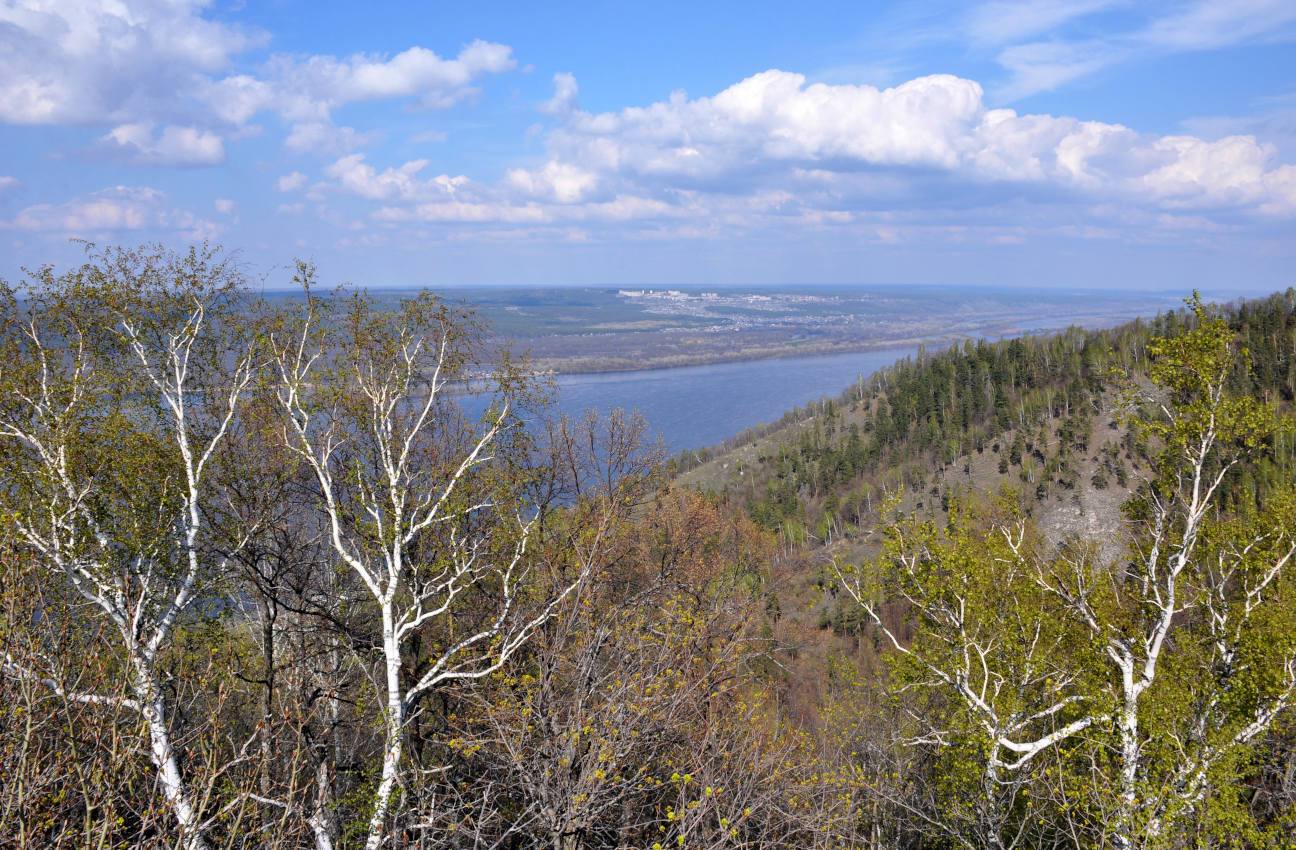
{"left": 100, "top": 122, "right": 227, "bottom": 166}
{"left": 409, "top": 129, "right": 448, "bottom": 143}
{"left": 505, "top": 160, "right": 598, "bottom": 203}
{"left": 0, "top": 2, "right": 516, "bottom": 163}
{"left": 323, "top": 153, "right": 470, "bottom": 202}
{"left": 1141, "top": 135, "right": 1296, "bottom": 214}
{"left": 540, "top": 72, "right": 579, "bottom": 116}
{"left": 966, "top": 0, "right": 1121, "bottom": 46}
{"left": 214, "top": 198, "right": 235, "bottom": 214}
{"left": 0, "top": 176, "right": 18, "bottom": 193}
{"left": 326, "top": 40, "right": 513, "bottom": 106}
{"left": 4, "top": 185, "right": 218, "bottom": 239}
{"left": 525, "top": 71, "right": 1296, "bottom": 212}
{"left": 209, "top": 39, "right": 516, "bottom": 155}
{"left": 277, "top": 171, "right": 309, "bottom": 192}
{"left": 1144, "top": 0, "right": 1296, "bottom": 51}
{"left": 522, "top": 72, "right": 1001, "bottom": 192}
{"left": 283, "top": 121, "right": 376, "bottom": 155}
{"left": 1181, "top": 94, "right": 1296, "bottom": 160}
{"left": 322, "top": 149, "right": 679, "bottom": 224}
{"left": 303, "top": 68, "right": 1294, "bottom": 246}
{"left": 993, "top": 40, "right": 1121, "bottom": 99}
{"left": 202, "top": 39, "right": 516, "bottom": 146}
{"left": 978, "top": 0, "right": 1296, "bottom": 100}
{"left": 0, "top": 0, "right": 262, "bottom": 126}
{"left": 373, "top": 201, "right": 548, "bottom": 224}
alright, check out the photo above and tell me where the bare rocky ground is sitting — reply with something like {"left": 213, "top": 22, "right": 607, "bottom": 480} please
{"left": 679, "top": 394, "right": 1142, "bottom": 641}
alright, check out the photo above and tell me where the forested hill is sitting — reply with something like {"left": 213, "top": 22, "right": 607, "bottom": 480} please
{"left": 676, "top": 288, "right": 1296, "bottom": 554}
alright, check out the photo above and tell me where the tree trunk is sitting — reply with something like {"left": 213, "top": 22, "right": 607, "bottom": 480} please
{"left": 363, "top": 606, "right": 406, "bottom": 850}
{"left": 309, "top": 756, "right": 336, "bottom": 850}
{"left": 1113, "top": 681, "right": 1141, "bottom": 850}
{"left": 260, "top": 597, "right": 277, "bottom": 825}
{"left": 133, "top": 657, "right": 207, "bottom": 850}
{"left": 979, "top": 762, "right": 1006, "bottom": 850}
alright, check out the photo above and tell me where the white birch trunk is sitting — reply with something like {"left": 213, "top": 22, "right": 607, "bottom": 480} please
{"left": 1113, "top": 655, "right": 1140, "bottom": 850}
{"left": 268, "top": 287, "right": 592, "bottom": 848}
{"left": 309, "top": 755, "right": 336, "bottom": 850}
{"left": 133, "top": 658, "right": 208, "bottom": 850}
{"left": 364, "top": 605, "right": 408, "bottom": 850}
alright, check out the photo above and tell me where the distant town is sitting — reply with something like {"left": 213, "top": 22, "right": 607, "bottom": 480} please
{"left": 455, "top": 285, "right": 1185, "bottom": 374}
{"left": 619, "top": 288, "right": 827, "bottom": 307}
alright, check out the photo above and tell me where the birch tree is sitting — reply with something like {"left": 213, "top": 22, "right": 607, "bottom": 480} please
{"left": 267, "top": 269, "right": 587, "bottom": 849}
{"left": 1028, "top": 295, "right": 1296, "bottom": 848}
{"left": 0, "top": 245, "right": 255, "bottom": 850}
{"left": 839, "top": 502, "right": 1100, "bottom": 850}
{"left": 846, "top": 295, "right": 1296, "bottom": 848}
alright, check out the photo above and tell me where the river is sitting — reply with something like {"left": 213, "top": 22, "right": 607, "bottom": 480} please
{"left": 543, "top": 347, "right": 916, "bottom": 452}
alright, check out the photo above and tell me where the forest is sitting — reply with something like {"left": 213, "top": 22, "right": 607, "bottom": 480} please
{"left": 2, "top": 244, "right": 1295, "bottom": 850}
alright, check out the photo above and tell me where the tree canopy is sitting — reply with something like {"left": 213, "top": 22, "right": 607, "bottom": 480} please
{"left": 2, "top": 246, "right": 1295, "bottom": 849}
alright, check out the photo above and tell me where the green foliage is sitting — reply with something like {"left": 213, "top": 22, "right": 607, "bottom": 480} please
{"left": 693, "top": 288, "right": 1296, "bottom": 557}
{"left": 8, "top": 244, "right": 1296, "bottom": 850}
{"left": 844, "top": 290, "right": 1296, "bottom": 849}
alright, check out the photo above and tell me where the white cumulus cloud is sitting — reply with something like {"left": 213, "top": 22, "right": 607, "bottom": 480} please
{"left": 283, "top": 122, "right": 375, "bottom": 155}
{"left": 202, "top": 39, "right": 516, "bottom": 152}
{"left": 0, "top": 1, "right": 516, "bottom": 164}
{"left": 101, "top": 122, "right": 226, "bottom": 166}
{"left": 4, "top": 185, "right": 218, "bottom": 239}
{"left": 309, "top": 67, "right": 1296, "bottom": 241}
{"left": 277, "top": 171, "right": 309, "bottom": 192}
{"left": 506, "top": 160, "right": 598, "bottom": 203}
{"left": 0, "top": 0, "right": 261, "bottom": 125}
{"left": 540, "top": 72, "right": 579, "bottom": 116}
{"left": 520, "top": 70, "right": 1296, "bottom": 215}
{"left": 323, "top": 154, "right": 471, "bottom": 202}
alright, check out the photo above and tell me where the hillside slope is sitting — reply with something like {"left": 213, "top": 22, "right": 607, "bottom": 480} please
{"left": 675, "top": 289, "right": 1296, "bottom": 667}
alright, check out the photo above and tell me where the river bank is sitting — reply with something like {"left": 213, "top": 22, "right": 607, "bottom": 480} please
{"left": 501, "top": 346, "right": 921, "bottom": 452}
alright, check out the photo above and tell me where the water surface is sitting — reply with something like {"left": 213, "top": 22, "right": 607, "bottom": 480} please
{"left": 546, "top": 347, "right": 915, "bottom": 452}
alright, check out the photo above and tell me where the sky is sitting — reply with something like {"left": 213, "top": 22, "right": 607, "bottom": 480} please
{"left": 1, "top": 0, "right": 1295, "bottom": 293}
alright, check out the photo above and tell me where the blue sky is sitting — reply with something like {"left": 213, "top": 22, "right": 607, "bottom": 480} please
{"left": 2, "top": 0, "right": 1295, "bottom": 293}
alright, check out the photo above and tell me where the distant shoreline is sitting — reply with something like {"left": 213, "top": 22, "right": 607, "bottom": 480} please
{"left": 521, "top": 337, "right": 934, "bottom": 377}
{"left": 513, "top": 317, "right": 1141, "bottom": 378}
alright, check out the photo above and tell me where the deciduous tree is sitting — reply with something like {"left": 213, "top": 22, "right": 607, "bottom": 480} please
{"left": 266, "top": 268, "right": 590, "bottom": 849}
{"left": 0, "top": 244, "right": 255, "bottom": 849}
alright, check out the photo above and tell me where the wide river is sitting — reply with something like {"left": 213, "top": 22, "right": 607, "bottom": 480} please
{"left": 543, "top": 346, "right": 916, "bottom": 452}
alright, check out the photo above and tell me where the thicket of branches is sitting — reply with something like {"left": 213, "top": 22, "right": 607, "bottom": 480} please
{"left": 1, "top": 245, "right": 1294, "bottom": 850}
